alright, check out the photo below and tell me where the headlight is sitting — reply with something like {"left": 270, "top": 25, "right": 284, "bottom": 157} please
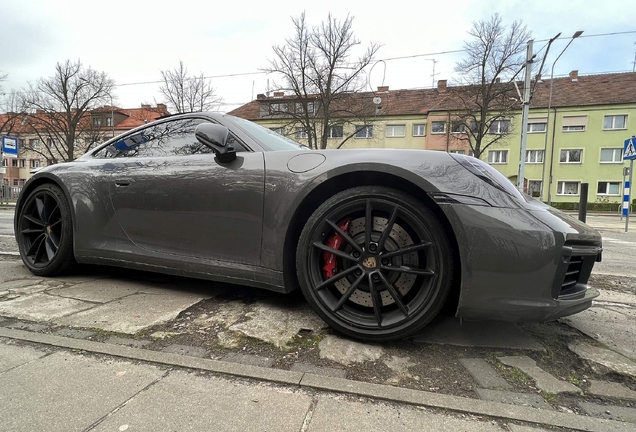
{"left": 450, "top": 153, "right": 525, "bottom": 202}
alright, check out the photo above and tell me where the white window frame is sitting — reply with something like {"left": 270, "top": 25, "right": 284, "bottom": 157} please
{"left": 488, "top": 150, "right": 508, "bottom": 164}
{"left": 560, "top": 149, "right": 583, "bottom": 164}
{"left": 557, "top": 181, "right": 580, "bottom": 196}
{"left": 327, "top": 125, "right": 343, "bottom": 139}
{"left": 527, "top": 180, "right": 542, "bottom": 197}
{"left": 451, "top": 121, "right": 466, "bottom": 134}
{"left": 597, "top": 181, "right": 621, "bottom": 196}
{"left": 30, "top": 159, "right": 41, "bottom": 169}
{"left": 603, "top": 115, "right": 627, "bottom": 130}
{"left": 295, "top": 127, "right": 308, "bottom": 139}
{"left": 488, "top": 120, "right": 510, "bottom": 135}
{"left": 525, "top": 149, "right": 545, "bottom": 163}
{"left": 412, "top": 124, "right": 425, "bottom": 137}
{"left": 355, "top": 125, "right": 373, "bottom": 139}
{"left": 431, "top": 121, "right": 446, "bottom": 134}
{"left": 29, "top": 138, "right": 40, "bottom": 149}
{"left": 600, "top": 148, "right": 623, "bottom": 163}
{"left": 527, "top": 123, "right": 547, "bottom": 133}
{"left": 385, "top": 125, "right": 406, "bottom": 138}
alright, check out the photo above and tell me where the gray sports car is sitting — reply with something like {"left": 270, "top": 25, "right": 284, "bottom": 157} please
{"left": 14, "top": 112, "right": 602, "bottom": 341}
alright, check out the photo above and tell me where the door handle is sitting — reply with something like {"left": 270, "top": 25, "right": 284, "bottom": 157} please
{"left": 114, "top": 178, "right": 134, "bottom": 187}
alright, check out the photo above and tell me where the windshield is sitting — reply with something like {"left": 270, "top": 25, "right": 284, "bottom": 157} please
{"left": 227, "top": 115, "right": 309, "bottom": 151}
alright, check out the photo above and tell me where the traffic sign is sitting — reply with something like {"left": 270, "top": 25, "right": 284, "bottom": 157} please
{"left": 1, "top": 136, "right": 18, "bottom": 158}
{"left": 625, "top": 137, "right": 636, "bottom": 160}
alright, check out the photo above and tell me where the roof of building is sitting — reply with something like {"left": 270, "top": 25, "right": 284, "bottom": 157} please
{"left": 228, "top": 71, "right": 636, "bottom": 120}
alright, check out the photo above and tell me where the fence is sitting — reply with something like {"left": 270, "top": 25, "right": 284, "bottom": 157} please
{"left": 0, "top": 184, "right": 22, "bottom": 204}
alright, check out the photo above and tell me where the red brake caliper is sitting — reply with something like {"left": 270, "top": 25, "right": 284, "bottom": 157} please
{"left": 322, "top": 219, "right": 351, "bottom": 279}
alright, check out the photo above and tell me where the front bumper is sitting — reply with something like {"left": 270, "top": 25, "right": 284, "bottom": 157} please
{"left": 439, "top": 203, "right": 601, "bottom": 322}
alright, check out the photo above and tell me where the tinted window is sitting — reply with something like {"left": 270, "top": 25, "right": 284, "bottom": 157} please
{"left": 93, "top": 118, "right": 247, "bottom": 158}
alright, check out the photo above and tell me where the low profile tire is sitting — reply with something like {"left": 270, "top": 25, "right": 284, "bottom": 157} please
{"left": 296, "top": 186, "right": 453, "bottom": 341}
{"left": 16, "top": 183, "right": 75, "bottom": 276}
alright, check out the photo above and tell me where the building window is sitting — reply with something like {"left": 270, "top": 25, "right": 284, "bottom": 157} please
{"left": 355, "top": 125, "right": 373, "bottom": 138}
{"left": 19, "top": 159, "right": 26, "bottom": 168}
{"left": 431, "top": 121, "right": 446, "bottom": 134}
{"left": 29, "top": 138, "right": 40, "bottom": 149}
{"left": 597, "top": 181, "right": 621, "bottom": 196}
{"left": 525, "top": 150, "right": 544, "bottom": 163}
{"left": 603, "top": 115, "right": 627, "bottom": 130}
{"left": 106, "top": 116, "right": 113, "bottom": 127}
{"left": 385, "top": 125, "right": 405, "bottom": 138}
{"left": 562, "top": 115, "right": 587, "bottom": 132}
{"left": 488, "top": 150, "right": 508, "bottom": 164}
{"left": 527, "top": 122, "right": 546, "bottom": 133}
{"left": 269, "top": 127, "right": 285, "bottom": 135}
{"left": 13, "top": 179, "right": 19, "bottom": 186}
{"left": 528, "top": 180, "right": 542, "bottom": 197}
{"left": 295, "top": 127, "right": 308, "bottom": 139}
{"left": 600, "top": 148, "right": 623, "bottom": 163}
{"left": 11, "top": 159, "right": 18, "bottom": 167}
{"left": 327, "top": 126, "right": 343, "bottom": 138}
{"left": 1, "top": 159, "right": 7, "bottom": 167}
{"left": 451, "top": 121, "right": 466, "bottom": 133}
{"left": 449, "top": 150, "right": 465, "bottom": 154}
{"left": 30, "top": 159, "right": 41, "bottom": 169}
{"left": 557, "top": 181, "right": 580, "bottom": 195}
{"left": 93, "top": 117, "right": 102, "bottom": 128}
{"left": 488, "top": 120, "right": 510, "bottom": 134}
{"left": 412, "top": 124, "right": 425, "bottom": 136}
{"left": 560, "top": 149, "right": 582, "bottom": 163}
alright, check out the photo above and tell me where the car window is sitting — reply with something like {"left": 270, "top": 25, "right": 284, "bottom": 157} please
{"left": 93, "top": 118, "right": 246, "bottom": 158}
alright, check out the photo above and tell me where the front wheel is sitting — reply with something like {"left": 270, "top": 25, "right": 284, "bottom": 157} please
{"left": 296, "top": 186, "right": 453, "bottom": 341}
{"left": 16, "top": 183, "right": 75, "bottom": 276}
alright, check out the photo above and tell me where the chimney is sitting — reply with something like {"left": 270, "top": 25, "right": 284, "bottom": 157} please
{"left": 256, "top": 94, "right": 266, "bottom": 100}
{"left": 141, "top": 104, "right": 150, "bottom": 109}
{"left": 437, "top": 80, "right": 447, "bottom": 92}
{"left": 377, "top": 86, "right": 389, "bottom": 92}
{"left": 273, "top": 91, "right": 284, "bottom": 98}
{"left": 156, "top": 103, "right": 167, "bottom": 112}
{"left": 569, "top": 70, "right": 579, "bottom": 82}
{"left": 495, "top": 77, "right": 500, "bottom": 83}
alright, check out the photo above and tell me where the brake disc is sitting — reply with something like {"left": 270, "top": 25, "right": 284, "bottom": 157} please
{"left": 334, "top": 216, "right": 418, "bottom": 307}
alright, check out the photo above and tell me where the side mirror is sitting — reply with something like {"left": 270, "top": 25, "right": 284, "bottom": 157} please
{"left": 195, "top": 123, "right": 236, "bottom": 163}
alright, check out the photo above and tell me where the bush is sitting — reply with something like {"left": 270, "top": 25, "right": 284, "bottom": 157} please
{"left": 549, "top": 202, "right": 620, "bottom": 212}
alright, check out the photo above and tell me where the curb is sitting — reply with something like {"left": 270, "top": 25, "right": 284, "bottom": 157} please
{"left": 0, "top": 327, "right": 631, "bottom": 432}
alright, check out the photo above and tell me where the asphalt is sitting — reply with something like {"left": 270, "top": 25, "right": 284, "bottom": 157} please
{"left": 1, "top": 207, "right": 636, "bottom": 431}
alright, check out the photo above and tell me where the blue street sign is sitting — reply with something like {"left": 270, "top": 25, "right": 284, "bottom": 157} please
{"left": 1, "top": 136, "right": 18, "bottom": 158}
{"left": 625, "top": 137, "right": 636, "bottom": 160}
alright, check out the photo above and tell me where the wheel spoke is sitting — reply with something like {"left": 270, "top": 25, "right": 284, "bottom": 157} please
{"left": 315, "top": 265, "right": 360, "bottom": 291}
{"left": 24, "top": 214, "right": 46, "bottom": 227}
{"left": 34, "top": 236, "right": 46, "bottom": 263}
{"left": 21, "top": 227, "right": 45, "bottom": 235}
{"left": 381, "top": 241, "right": 432, "bottom": 259}
{"left": 380, "top": 265, "right": 434, "bottom": 276}
{"left": 378, "top": 272, "right": 409, "bottom": 316}
{"left": 35, "top": 195, "right": 46, "bottom": 221}
{"left": 26, "top": 234, "right": 46, "bottom": 257}
{"left": 48, "top": 204, "right": 60, "bottom": 224}
{"left": 333, "top": 272, "right": 365, "bottom": 311}
{"left": 45, "top": 237, "right": 57, "bottom": 261}
{"left": 368, "top": 275, "right": 383, "bottom": 326}
{"left": 48, "top": 232, "right": 61, "bottom": 250}
{"left": 50, "top": 219, "right": 63, "bottom": 229}
{"left": 326, "top": 220, "right": 362, "bottom": 253}
{"left": 377, "top": 205, "right": 398, "bottom": 251}
{"left": 365, "top": 200, "right": 372, "bottom": 251}
{"left": 313, "top": 242, "right": 358, "bottom": 263}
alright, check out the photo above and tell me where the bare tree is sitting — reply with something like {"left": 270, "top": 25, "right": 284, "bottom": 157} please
{"left": 159, "top": 61, "right": 222, "bottom": 113}
{"left": 20, "top": 59, "right": 115, "bottom": 163}
{"left": 265, "top": 12, "right": 380, "bottom": 150}
{"left": 450, "top": 14, "right": 531, "bottom": 159}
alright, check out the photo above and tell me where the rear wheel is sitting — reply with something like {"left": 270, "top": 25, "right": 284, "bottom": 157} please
{"left": 16, "top": 183, "right": 75, "bottom": 276}
{"left": 297, "top": 186, "right": 453, "bottom": 341}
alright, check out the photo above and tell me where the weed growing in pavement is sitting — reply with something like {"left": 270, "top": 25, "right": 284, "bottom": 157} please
{"left": 541, "top": 391, "right": 557, "bottom": 403}
{"left": 567, "top": 373, "right": 583, "bottom": 386}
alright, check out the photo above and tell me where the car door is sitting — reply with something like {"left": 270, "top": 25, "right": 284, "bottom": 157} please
{"left": 107, "top": 117, "right": 265, "bottom": 265}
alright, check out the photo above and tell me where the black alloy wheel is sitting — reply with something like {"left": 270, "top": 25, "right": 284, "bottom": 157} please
{"left": 16, "top": 183, "right": 75, "bottom": 276}
{"left": 297, "top": 186, "right": 453, "bottom": 341}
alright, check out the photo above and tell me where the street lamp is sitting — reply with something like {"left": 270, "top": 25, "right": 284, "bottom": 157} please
{"left": 543, "top": 31, "right": 583, "bottom": 204}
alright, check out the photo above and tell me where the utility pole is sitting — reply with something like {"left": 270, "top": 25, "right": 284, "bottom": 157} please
{"left": 517, "top": 39, "right": 534, "bottom": 192}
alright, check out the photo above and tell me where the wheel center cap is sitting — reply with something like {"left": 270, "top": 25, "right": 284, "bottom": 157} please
{"left": 362, "top": 256, "right": 377, "bottom": 269}
{"left": 46, "top": 226, "right": 51, "bottom": 235}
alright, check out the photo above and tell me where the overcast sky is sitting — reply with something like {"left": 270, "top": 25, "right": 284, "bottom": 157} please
{"left": 1, "top": 0, "right": 635, "bottom": 113}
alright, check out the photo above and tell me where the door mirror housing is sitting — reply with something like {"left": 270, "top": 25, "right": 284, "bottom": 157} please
{"left": 195, "top": 123, "right": 236, "bottom": 163}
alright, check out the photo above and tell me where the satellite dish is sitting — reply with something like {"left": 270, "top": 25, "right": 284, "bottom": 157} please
{"left": 373, "top": 97, "right": 382, "bottom": 105}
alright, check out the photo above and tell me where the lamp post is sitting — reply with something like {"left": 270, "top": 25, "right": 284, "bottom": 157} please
{"left": 543, "top": 31, "right": 583, "bottom": 204}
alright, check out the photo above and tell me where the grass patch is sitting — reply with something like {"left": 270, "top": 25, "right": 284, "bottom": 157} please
{"left": 541, "top": 391, "right": 557, "bottom": 403}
